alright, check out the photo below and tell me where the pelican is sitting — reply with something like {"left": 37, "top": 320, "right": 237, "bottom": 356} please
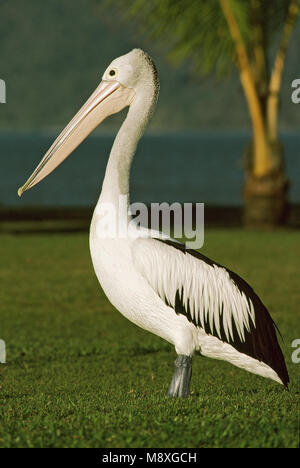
{"left": 18, "top": 49, "right": 289, "bottom": 397}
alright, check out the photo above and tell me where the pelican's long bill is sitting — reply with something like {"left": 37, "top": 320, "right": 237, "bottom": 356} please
{"left": 18, "top": 80, "right": 135, "bottom": 196}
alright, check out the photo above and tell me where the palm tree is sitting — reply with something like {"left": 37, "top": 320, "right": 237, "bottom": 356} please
{"left": 103, "top": 0, "right": 300, "bottom": 227}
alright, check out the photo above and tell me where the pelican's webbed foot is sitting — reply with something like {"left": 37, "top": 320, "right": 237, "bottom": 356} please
{"left": 167, "top": 354, "right": 192, "bottom": 398}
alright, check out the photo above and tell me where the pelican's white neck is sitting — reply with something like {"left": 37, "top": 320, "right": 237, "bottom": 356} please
{"left": 98, "top": 83, "right": 157, "bottom": 210}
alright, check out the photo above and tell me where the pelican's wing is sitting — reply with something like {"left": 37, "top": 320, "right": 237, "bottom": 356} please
{"left": 132, "top": 237, "right": 289, "bottom": 387}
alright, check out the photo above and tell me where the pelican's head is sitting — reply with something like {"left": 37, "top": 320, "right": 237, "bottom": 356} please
{"left": 103, "top": 49, "right": 158, "bottom": 95}
{"left": 18, "top": 49, "right": 158, "bottom": 196}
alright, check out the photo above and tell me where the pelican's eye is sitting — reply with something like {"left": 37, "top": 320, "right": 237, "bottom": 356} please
{"left": 108, "top": 68, "right": 117, "bottom": 78}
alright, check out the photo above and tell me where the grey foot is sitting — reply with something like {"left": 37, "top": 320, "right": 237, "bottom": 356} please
{"left": 168, "top": 355, "right": 192, "bottom": 398}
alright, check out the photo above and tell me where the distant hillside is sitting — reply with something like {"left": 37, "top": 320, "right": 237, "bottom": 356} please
{"left": 1, "top": 0, "right": 300, "bottom": 131}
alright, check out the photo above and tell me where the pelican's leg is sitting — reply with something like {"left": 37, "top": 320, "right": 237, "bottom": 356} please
{"left": 168, "top": 355, "right": 192, "bottom": 398}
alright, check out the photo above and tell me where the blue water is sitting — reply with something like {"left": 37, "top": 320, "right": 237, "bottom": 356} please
{"left": 1, "top": 131, "right": 299, "bottom": 207}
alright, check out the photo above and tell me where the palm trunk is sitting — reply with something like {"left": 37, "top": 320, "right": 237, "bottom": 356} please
{"left": 243, "top": 140, "right": 289, "bottom": 227}
{"left": 267, "top": 0, "right": 300, "bottom": 141}
{"left": 220, "top": 0, "right": 298, "bottom": 227}
{"left": 219, "top": 0, "right": 270, "bottom": 179}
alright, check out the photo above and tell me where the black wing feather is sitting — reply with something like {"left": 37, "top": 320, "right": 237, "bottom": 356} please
{"left": 157, "top": 239, "right": 289, "bottom": 388}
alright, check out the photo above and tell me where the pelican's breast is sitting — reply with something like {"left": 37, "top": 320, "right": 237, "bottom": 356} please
{"left": 88, "top": 214, "right": 187, "bottom": 346}
{"left": 89, "top": 220, "right": 135, "bottom": 313}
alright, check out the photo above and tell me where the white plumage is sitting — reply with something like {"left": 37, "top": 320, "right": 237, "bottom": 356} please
{"left": 19, "top": 49, "right": 289, "bottom": 396}
{"left": 133, "top": 238, "right": 256, "bottom": 343}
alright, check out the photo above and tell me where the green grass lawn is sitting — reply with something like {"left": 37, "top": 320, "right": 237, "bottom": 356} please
{"left": 0, "top": 229, "right": 299, "bottom": 448}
